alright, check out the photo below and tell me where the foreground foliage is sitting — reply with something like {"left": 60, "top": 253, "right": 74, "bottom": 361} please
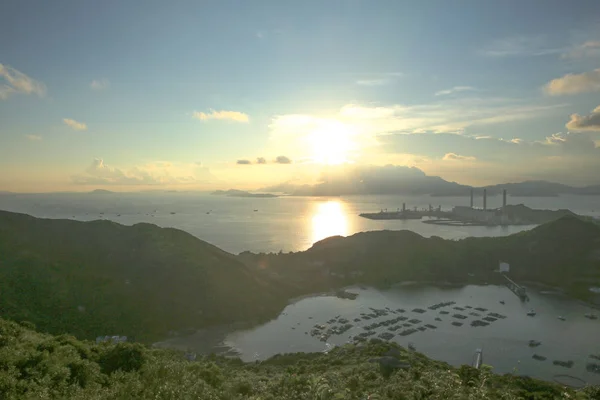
{"left": 1, "top": 318, "right": 598, "bottom": 399}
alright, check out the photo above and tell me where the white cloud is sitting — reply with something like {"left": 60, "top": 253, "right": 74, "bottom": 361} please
{"left": 566, "top": 105, "right": 600, "bottom": 131}
{"left": 545, "top": 68, "right": 600, "bottom": 95}
{"left": 63, "top": 118, "right": 88, "bottom": 131}
{"left": 562, "top": 41, "right": 600, "bottom": 59}
{"left": 25, "top": 134, "right": 42, "bottom": 141}
{"left": 72, "top": 158, "right": 214, "bottom": 186}
{"left": 0, "top": 64, "right": 46, "bottom": 99}
{"left": 90, "top": 79, "right": 110, "bottom": 90}
{"left": 434, "top": 86, "right": 476, "bottom": 96}
{"left": 442, "top": 153, "right": 476, "bottom": 161}
{"left": 193, "top": 109, "right": 249, "bottom": 122}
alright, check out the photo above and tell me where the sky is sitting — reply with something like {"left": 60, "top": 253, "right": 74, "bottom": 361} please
{"left": 2, "top": 0, "right": 600, "bottom": 192}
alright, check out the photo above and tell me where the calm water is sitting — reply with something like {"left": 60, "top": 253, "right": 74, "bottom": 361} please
{"left": 1, "top": 192, "right": 599, "bottom": 254}
{"left": 207, "top": 285, "right": 598, "bottom": 385}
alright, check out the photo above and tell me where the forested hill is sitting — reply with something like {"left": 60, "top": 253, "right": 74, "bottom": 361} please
{"left": 0, "top": 210, "right": 288, "bottom": 342}
{"left": 241, "top": 216, "right": 600, "bottom": 298}
{"left": 1, "top": 210, "right": 599, "bottom": 344}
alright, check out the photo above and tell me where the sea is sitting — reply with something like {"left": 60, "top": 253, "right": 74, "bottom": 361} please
{"left": 1, "top": 192, "right": 599, "bottom": 254}
{"left": 2, "top": 192, "right": 600, "bottom": 386}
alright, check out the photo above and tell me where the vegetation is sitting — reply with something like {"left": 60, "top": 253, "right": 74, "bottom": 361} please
{"left": 0, "top": 210, "right": 289, "bottom": 342}
{"left": 1, "top": 317, "right": 597, "bottom": 399}
{"left": 242, "top": 215, "right": 600, "bottom": 301}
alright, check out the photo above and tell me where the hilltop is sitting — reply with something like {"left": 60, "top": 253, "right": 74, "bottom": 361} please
{"left": 0, "top": 210, "right": 288, "bottom": 342}
{"left": 1, "top": 316, "right": 596, "bottom": 399}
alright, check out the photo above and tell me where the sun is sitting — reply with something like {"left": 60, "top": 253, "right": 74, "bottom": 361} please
{"left": 308, "top": 121, "right": 356, "bottom": 165}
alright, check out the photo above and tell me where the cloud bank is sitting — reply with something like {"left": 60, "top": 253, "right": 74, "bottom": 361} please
{"left": 566, "top": 105, "right": 600, "bottom": 131}
{"left": 545, "top": 68, "right": 600, "bottom": 95}
{"left": 442, "top": 153, "right": 476, "bottom": 161}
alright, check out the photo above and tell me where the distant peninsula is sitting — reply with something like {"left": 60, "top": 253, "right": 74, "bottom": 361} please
{"left": 212, "top": 189, "right": 278, "bottom": 198}
{"left": 89, "top": 189, "right": 115, "bottom": 194}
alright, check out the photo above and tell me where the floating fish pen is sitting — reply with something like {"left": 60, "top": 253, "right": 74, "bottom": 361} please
{"left": 451, "top": 322, "right": 463, "bottom": 327}
{"left": 378, "top": 332, "right": 394, "bottom": 340}
{"left": 428, "top": 301, "right": 456, "bottom": 310}
{"left": 453, "top": 307, "right": 465, "bottom": 311}
{"left": 482, "top": 317, "right": 497, "bottom": 322}
{"left": 412, "top": 308, "right": 426, "bottom": 314}
{"left": 553, "top": 360, "right": 574, "bottom": 368}
{"left": 424, "top": 324, "right": 437, "bottom": 329}
{"left": 452, "top": 314, "right": 468, "bottom": 320}
{"left": 488, "top": 312, "right": 507, "bottom": 319}
{"left": 586, "top": 363, "right": 600, "bottom": 374}
{"left": 439, "top": 311, "right": 450, "bottom": 315}
{"left": 469, "top": 312, "right": 481, "bottom": 317}
{"left": 532, "top": 354, "right": 547, "bottom": 361}
{"left": 471, "top": 320, "right": 489, "bottom": 327}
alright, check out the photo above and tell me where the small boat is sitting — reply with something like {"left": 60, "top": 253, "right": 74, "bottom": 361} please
{"left": 584, "top": 313, "right": 598, "bottom": 320}
{"left": 408, "top": 343, "right": 416, "bottom": 351}
{"left": 528, "top": 340, "right": 541, "bottom": 347}
{"left": 253, "top": 209, "right": 258, "bottom": 212}
{"left": 527, "top": 309, "right": 536, "bottom": 317}
{"left": 170, "top": 212, "right": 176, "bottom": 215}
{"left": 558, "top": 316, "right": 566, "bottom": 321}
{"left": 499, "top": 300, "right": 505, "bottom": 305}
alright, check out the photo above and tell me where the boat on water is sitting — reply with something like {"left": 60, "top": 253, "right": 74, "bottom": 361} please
{"left": 584, "top": 313, "right": 598, "bottom": 320}
{"left": 527, "top": 309, "right": 536, "bottom": 317}
{"left": 528, "top": 340, "right": 541, "bottom": 347}
{"left": 499, "top": 300, "right": 505, "bottom": 305}
{"left": 558, "top": 316, "right": 566, "bottom": 321}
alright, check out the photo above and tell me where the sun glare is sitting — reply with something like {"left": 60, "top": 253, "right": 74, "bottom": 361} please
{"left": 309, "top": 122, "right": 356, "bottom": 165}
{"left": 311, "top": 201, "right": 349, "bottom": 244}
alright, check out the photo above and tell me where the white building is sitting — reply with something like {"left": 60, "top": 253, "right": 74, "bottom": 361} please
{"left": 498, "top": 262, "right": 510, "bottom": 273}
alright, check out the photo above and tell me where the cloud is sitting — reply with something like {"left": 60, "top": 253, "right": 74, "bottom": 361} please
{"left": 256, "top": 157, "right": 266, "bottom": 164}
{"left": 434, "top": 86, "right": 476, "bottom": 96}
{"left": 236, "top": 159, "right": 252, "bottom": 165}
{"left": 544, "top": 68, "right": 600, "bottom": 95}
{"left": 355, "top": 72, "right": 403, "bottom": 86}
{"left": 72, "top": 158, "right": 214, "bottom": 186}
{"left": 562, "top": 41, "right": 600, "bottom": 59}
{"left": 193, "top": 109, "right": 249, "bottom": 122}
{"left": 275, "top": 156, "right": 292, "bottom": 164}
{"left": 442, "top": 153, "right": 476, "bottom": 161}
{"left": 0, "top": 64, "right": 46, "bottom": 99}
{"left": 63, "top": 118, "right": 88, "bottom": 131}
{"left": 90, "top": 79, "right": 109, "bottom": 90}
{"left": 480, "top": 35, "right": 564, "bottom": 57}
{"left": 566, "top": 105, "right": 600, "bottom": 131}
{"left": 25, "top": 134, "right": 42, "bottom": 141}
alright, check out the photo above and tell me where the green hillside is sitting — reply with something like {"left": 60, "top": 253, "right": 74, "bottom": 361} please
{"left": 1, "top": 317, "right": 597, "bottom": 399}
{"left": 0, "top": 211, "right": 288, "bottom": 342}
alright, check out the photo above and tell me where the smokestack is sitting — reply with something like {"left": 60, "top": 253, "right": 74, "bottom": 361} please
{"left": 470, "top": 189, "right": 474, "bottom": 208}
{"left": 402, "top": 202, "right": 406, "bottom": 212}
{"left": 503, "top": 189, "right": 507, "bottom": 208}
{"left": 483, "top": 189, "right": 487, "bottom": 210}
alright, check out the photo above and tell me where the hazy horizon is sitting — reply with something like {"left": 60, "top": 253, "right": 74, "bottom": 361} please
{"left": 2, "top": 1, "right": 600, "bottom": 192}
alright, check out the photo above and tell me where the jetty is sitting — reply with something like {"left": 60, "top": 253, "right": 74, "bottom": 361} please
{"left": 503, "top": 275, "right": 529, "bottom": 301}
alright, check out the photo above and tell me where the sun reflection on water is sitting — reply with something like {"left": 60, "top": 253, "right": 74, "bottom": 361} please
{"left": 311, "top": 201, "right": 349, "bottom": 244}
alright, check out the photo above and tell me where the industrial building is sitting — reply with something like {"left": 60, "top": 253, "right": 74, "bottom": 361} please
{"left": 452, "top": 189, "right": 510, "bottom": 224}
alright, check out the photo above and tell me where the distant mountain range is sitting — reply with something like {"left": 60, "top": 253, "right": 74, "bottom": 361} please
{"left": 258, "top": 166, "right": 600, "bottom": 197}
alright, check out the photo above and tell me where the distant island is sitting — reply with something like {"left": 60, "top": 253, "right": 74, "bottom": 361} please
{"left": 212, "top": 189, "right": 278, "bottom": 198}
{"left": 89, "top": 189, "right": 115, "bottom": 194}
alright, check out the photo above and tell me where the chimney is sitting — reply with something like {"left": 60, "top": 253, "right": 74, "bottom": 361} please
{"left": 503, "top": 189, "right": 507, "bottom": 208}
{"left": 483, "top": 189, "right": 487, "bottom": 210}
{"left": 470, "top": 189, "right": 474, "bottom": 208}
{"left": 402, "top": 202, "right": 406, "bottom": 212}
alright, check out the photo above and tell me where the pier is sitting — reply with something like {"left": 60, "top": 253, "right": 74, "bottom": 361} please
{"left": 472, "top": 348, "right": 483, "bottom": 369}
{"left": 503, "top": 275, "right": 529, "bottom": 301}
